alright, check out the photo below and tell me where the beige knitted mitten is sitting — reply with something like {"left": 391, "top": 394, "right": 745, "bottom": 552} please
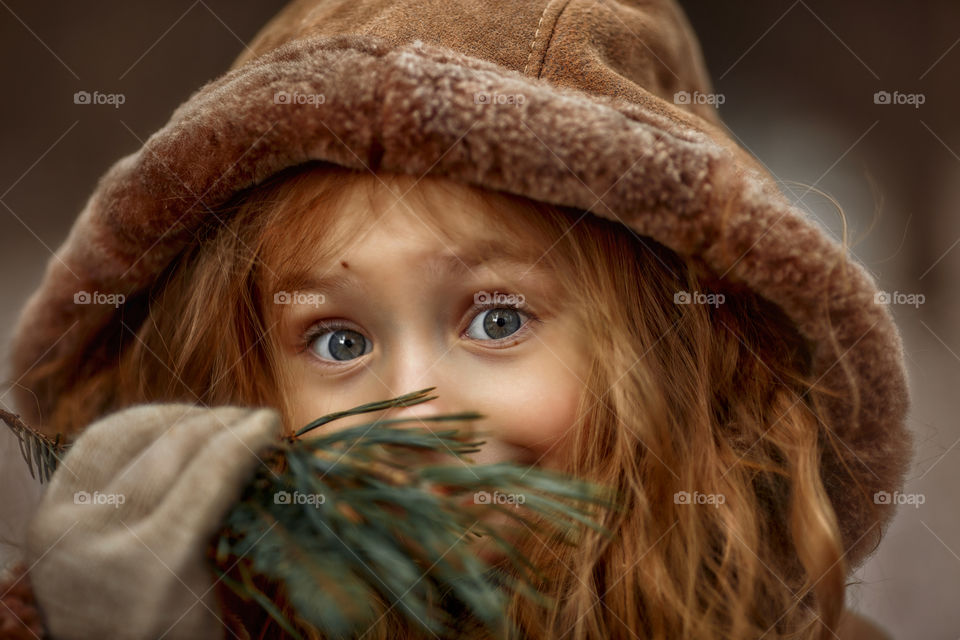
{"left": 23, "top": 403, "right": 282, "bottom": 640}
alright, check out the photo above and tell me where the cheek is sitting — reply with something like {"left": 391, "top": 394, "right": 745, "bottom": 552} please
{"left": 284, "top": 380, "right": 322, "bottom": 435}
{"left": 281, "top": 359, "right": 345, "bottom": 433}
{"left": 475, "top": 343, "right": 587, "bottom": 464}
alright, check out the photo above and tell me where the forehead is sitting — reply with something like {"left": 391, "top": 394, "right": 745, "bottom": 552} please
{"left": 258, "top": 171, "right": 564, "bottom": 299}
{"left": 265, "top": 171, "right": 555, "bottom": 267}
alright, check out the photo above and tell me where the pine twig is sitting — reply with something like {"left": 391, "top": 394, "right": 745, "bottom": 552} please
{"left": 215, "top": 391, "right": 614, "bottom": 639}
{"left": 0, "top": 409, "right": 68, "bottom": 484}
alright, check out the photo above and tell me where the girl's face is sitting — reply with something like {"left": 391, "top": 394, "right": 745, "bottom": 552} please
{"left": 271, "top": 176, "right": 590, "bottom": 467}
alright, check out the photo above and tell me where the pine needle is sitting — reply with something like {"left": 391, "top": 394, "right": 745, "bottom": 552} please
{"left": 0, "top": 409, "right": 68, "bottom": 484}
{"left": 295, "top": 386, "right": 441, "bottom": 438}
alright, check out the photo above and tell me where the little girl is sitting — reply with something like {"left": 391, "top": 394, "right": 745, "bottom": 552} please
{"left": 2, "top": 0, "right": 912, "bottom": 638}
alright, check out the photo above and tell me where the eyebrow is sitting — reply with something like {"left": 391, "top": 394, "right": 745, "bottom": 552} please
{"left": 422, "top": 247, "right": 548, "bottom": 281}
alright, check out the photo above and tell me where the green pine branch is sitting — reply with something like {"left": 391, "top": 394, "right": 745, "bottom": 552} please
{"left": 215, "top": 388, "right": 613, "bottom": 638}
{"left": 0, "top": 408, "right": 67, "bottom": 484}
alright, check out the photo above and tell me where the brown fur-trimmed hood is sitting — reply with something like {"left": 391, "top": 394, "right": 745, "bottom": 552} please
{"left": 7, "top": 0, "right": 912, "bottom": 573}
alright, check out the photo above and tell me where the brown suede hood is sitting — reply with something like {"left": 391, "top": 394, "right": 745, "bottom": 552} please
{"left": 7, "top": 0, "right": 912, "bottom": 573}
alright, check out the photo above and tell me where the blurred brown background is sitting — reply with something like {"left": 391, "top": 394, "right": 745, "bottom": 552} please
{"left": 1, "top": 1, "right": 957, "bottom": 636}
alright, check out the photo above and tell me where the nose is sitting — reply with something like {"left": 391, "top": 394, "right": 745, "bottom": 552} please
{"left": 368, "top": 329, "right": 480, "bottom": 445}
{"left": 374, "top": 387, "right": 483, "bottom": 464}
{"left": 377, "top": 332, "right": 452, "bottom": 421}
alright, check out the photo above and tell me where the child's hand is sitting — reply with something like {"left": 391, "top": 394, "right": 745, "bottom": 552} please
{"left": 23, "top": 403, "right": 282, "bottom": 640}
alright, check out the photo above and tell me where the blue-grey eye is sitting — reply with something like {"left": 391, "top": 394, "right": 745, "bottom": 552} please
{"left": 310, "top": 328, "right": 371, "bottom": 361}
{"left": 466, "top": 308, "right": 526, "bottom": 340}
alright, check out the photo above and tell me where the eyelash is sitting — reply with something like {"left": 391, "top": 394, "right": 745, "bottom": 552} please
{"left": 297, "top": 300, "right": 541, "bottom": 356}
{"left": 299, "top": 320, "right": 353, "bottom": 354}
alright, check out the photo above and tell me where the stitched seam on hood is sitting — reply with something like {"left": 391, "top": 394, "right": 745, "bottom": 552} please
{"left": 523, "top": 0, "right": 572, "bottom": 80}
